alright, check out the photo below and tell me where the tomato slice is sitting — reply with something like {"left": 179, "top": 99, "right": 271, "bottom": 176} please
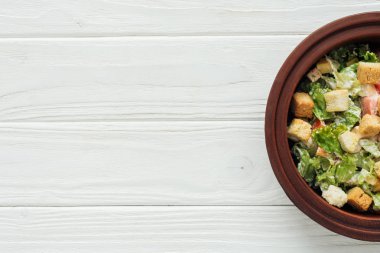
{"left": 312, "top": 119, "right": 325, "bottom": 129}
{"left": 316, "top": 147, "right": 329, "bottom": 158}
{"left": 375, "top": 83, "right": 380, "bottom": 93}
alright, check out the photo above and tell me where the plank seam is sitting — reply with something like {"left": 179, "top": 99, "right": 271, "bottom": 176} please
{"left": 0, "top": 34, "right": 307, "bottom": 40}
{"left": 0, "top": 204, "right": 294, "bottom": 208}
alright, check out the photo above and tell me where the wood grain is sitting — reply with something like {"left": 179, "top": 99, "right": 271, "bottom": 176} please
{"left": 0, "top": 36, "right": 302, "bottom": 121}
{"left": 0, "top": 0, "right": 377, "bottom": 249}
{"left": 0, "top": 206, "right": 377, "bottom": 253}
{"left": 0, "top": 0, "right": 378, "bottom": 37}
{"left": 0, "top": 121, "right": 289, "bottom": 206}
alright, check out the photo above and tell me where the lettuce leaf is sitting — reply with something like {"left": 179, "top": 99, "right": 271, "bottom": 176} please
{"left": 358, "top": 169, "right": 378, "bottom": 185}
{"left": 328, "top": 44, "right": 372, "bottom": 69}
{"left": 335, "top": 100, "right": 361, "bottom": 129}
{"left": 352, "top": 151, "right": 375, "bottom": 172}
{"left": 321, "top": 75, "right": 337, "bottom": 90}
{"left": 298, "top": 79, "right": 313, "bottom": 93}
{"left": 292, "top": 141, "right": 317, "bottom": 157}
{"left": 373, "top": 194, "right": 380, "bottom": 211}
{"left": 293, "top": 146, "right": 320, "bottom": 183}
{"left": 359, "top": 139, "right": 380, "bottom": 158}
{"left": 348, "top": 171, "right": 376, "bottom": 196}
{"left": 293, "top": 145, "right": 334, "bottom": 189}
{"left": 346, "top": 151, "right": 376, "bottom": 187}
{"left": 312, "top": 124, "right": 347, "bottom": 156}
{"left": 334, "top": 154, "right": 358, "bottom": 183}
{"left": 363, "top": 51, "right": 379, "bottom": 62}
{"left": 322, "top": 153, "right": 370, "bottom": 188}
{"left": 309, "top": 83, "right": 333, "bottom": 120}
{"left": 316, "top": 165, "right": 336, "bottom": 190}
{"left": 333, "top": 64, "right": 361, "bottom": 97}
{"left": 323, "top": 57, "right": 361, "bottom": 96}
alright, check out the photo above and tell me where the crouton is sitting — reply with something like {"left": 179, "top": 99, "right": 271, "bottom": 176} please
{"left": 347, "top": 187, "right": 373, "bottom": 212}
{"left": 316, "top": 58, "right": 333, "bottom": 74}
{"left": 324, "top": 89, "right": 349, "bottom": 112}
{"left": 375, "top": 161, "right": 380, "bottom": 178}
{"left": 287, "top": 119, "right": 311, "bottom": 142}
{"left": 292, "top": 92, "right": 314, "bottom": 118}
{"left": 359, "top": 114, "right": 380, "bottom": 137}
{"left": 338, "top": 131, "right": 361, "bottom": 153}
{"left": 352, "top": 126, "right": 360, "bottom": 135}
{"left": 352, "top": 126, "right": 367, "bottom": 139}
{"left": 357, "top": 62, "right": 380, "bottom": 84}
{"left": 374, "top": 180, "right": 380, "bottom": 192}
{"left": 307, "top": 67, "right": 322, "bottom": 82}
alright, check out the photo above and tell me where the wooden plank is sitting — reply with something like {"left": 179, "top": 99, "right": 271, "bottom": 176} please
{"left": 0, "top": 36, "right": 302, "bottom": 121}
{"left": 0, "top": 1, "right": 378, "bottom": 36}
{"left": 0, "top": 206, "right": 377, "bottom": 252}
{"left": 0, "top": 121, "right": 289, "bottom": 206}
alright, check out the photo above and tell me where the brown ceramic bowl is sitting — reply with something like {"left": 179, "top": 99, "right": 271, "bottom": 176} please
{"left": 265, "top": 12, "right": 380, "bottom": 241}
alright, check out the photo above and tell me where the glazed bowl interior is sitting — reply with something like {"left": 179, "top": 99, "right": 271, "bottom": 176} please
{"left": 266, "top": 12, "right": 380, "bottom": 240}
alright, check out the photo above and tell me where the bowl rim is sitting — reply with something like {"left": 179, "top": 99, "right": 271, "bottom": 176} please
{"left": 265, "top": 12, "right": 380, "bottom": 241}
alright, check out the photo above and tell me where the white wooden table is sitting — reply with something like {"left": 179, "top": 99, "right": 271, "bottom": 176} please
{"left": 1, "top": 1, "right": 380, "bottom": 252}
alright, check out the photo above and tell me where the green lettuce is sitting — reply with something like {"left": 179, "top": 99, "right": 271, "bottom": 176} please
{"left": 363, "top": 51, "right": 379, "bottom": 62}
{"left": 293, "top": 146, "right": 320, "bottom": 183}
{"left": 318, "top": 154, "right": 370, "bottom": 188}
{"left": 293, "top": 145, "right": 334, "bottom": 189}
{"left": 312, "top": 124, "right": 347, "bottom": 155}
{"left": 347, "top": 171, "right": 376, "bottom": 197}
{"left": 335, "top": 100, "right": 361, "bottom": 129}
{"left": 372, "top": 194, "right": 380, "bottom": 211}
{"left": 322, "top": 59, "right": 361, "bottom": 96}
{"left": 357, "top": 169, "right": 377, "bottom": 185}
{"left": 309, "top": 83, "right": 333, "bottom": 120}
{"left": 328, "top": 44, "right": 372, "bottom": 69}
{"left": 333, "top": 64, "right": 361, "bottom": 97}
{"left": 319, "top": 156, "right": 333, "bottom": 171}
{"left": 353, "top": 151, "right": 375, "bottom": 172}
{"left": 315, "top": 165, "right": 336, "bottom": 190}
{"left": 359, "top": 139, "right": 380, "bottom": 158}
{"left": 334, "top": 155, "right": 358, "bottom": 183}
{"left": 298, "top": 79, "right": 313, "bottom": 93}
{"left": 292, "top": 141, "right": 317, "bottom": 157}
{"left": 346, "top": 151, "right": 377, "bottom": 190}
{"left": 321, "top": 75, "right": 337, "bottom": 90}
